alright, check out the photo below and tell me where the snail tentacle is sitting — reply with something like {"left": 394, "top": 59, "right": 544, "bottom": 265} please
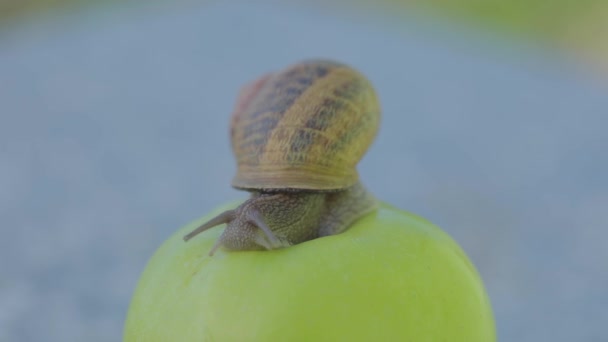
{"left": 247, "top": 208, "right": 281, "bottom": 248}
{"left": 208, "top": 238, "right": 224, "bottom": 256}
{"left": 183, "top": 210, "right": 235, "bottom": 242}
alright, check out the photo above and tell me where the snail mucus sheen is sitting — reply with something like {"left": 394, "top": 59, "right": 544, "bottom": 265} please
{"left": 184, "top": 60, "right": 381, "bottom": 255}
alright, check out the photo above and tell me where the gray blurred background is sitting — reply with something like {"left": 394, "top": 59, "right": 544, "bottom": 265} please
{"left": 1, "top": 1, "right": 607, "bottom": 341}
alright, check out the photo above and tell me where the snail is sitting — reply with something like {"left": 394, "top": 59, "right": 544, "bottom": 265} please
{"left": 184, "top": 59, "right": 381, "bottom": 256}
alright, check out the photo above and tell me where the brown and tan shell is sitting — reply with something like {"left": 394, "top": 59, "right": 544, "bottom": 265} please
{"left": 229, "top": 59, "right": 381, "bottom": 191}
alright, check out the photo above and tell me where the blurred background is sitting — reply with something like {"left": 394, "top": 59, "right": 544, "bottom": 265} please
{"left": 1, "top": 0, "right": 607, "bottom": 341}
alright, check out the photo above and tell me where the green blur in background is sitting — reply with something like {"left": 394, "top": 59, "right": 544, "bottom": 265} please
{"left": 5, "top": 0, "right": 605, "bottom": 73}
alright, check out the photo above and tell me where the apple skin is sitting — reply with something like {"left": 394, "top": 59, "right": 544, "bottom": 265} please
{"left": 124, "top": 201, "right": 496, "bottom": 341}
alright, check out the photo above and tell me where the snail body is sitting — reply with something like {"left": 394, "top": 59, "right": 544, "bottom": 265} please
{"left": 184, "top": 60, "right": 381, "bottom": 255}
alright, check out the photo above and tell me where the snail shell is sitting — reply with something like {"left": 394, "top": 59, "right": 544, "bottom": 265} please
{"left": 230, "top": 60, "right": 381, "bottom": 191}
{"left": 184, "top": 59, "right": 381, "bottom": 255}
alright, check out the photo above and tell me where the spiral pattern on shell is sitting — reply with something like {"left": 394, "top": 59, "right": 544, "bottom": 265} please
{"left": 230, "top": 60, "right": 381, "bottom": 191}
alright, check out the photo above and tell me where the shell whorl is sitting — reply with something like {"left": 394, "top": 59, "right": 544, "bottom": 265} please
{"left": 230, "top": 60, "right": 381, "bottom": 191}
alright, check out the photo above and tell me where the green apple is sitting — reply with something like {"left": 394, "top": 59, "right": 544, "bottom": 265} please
{"left": 124, "top": 201, "right": 496, "bottom": 341}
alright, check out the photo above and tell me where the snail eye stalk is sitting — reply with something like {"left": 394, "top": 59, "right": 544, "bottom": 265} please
{"left": 183, "top": 210, "right": 235, "bottom": 242}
